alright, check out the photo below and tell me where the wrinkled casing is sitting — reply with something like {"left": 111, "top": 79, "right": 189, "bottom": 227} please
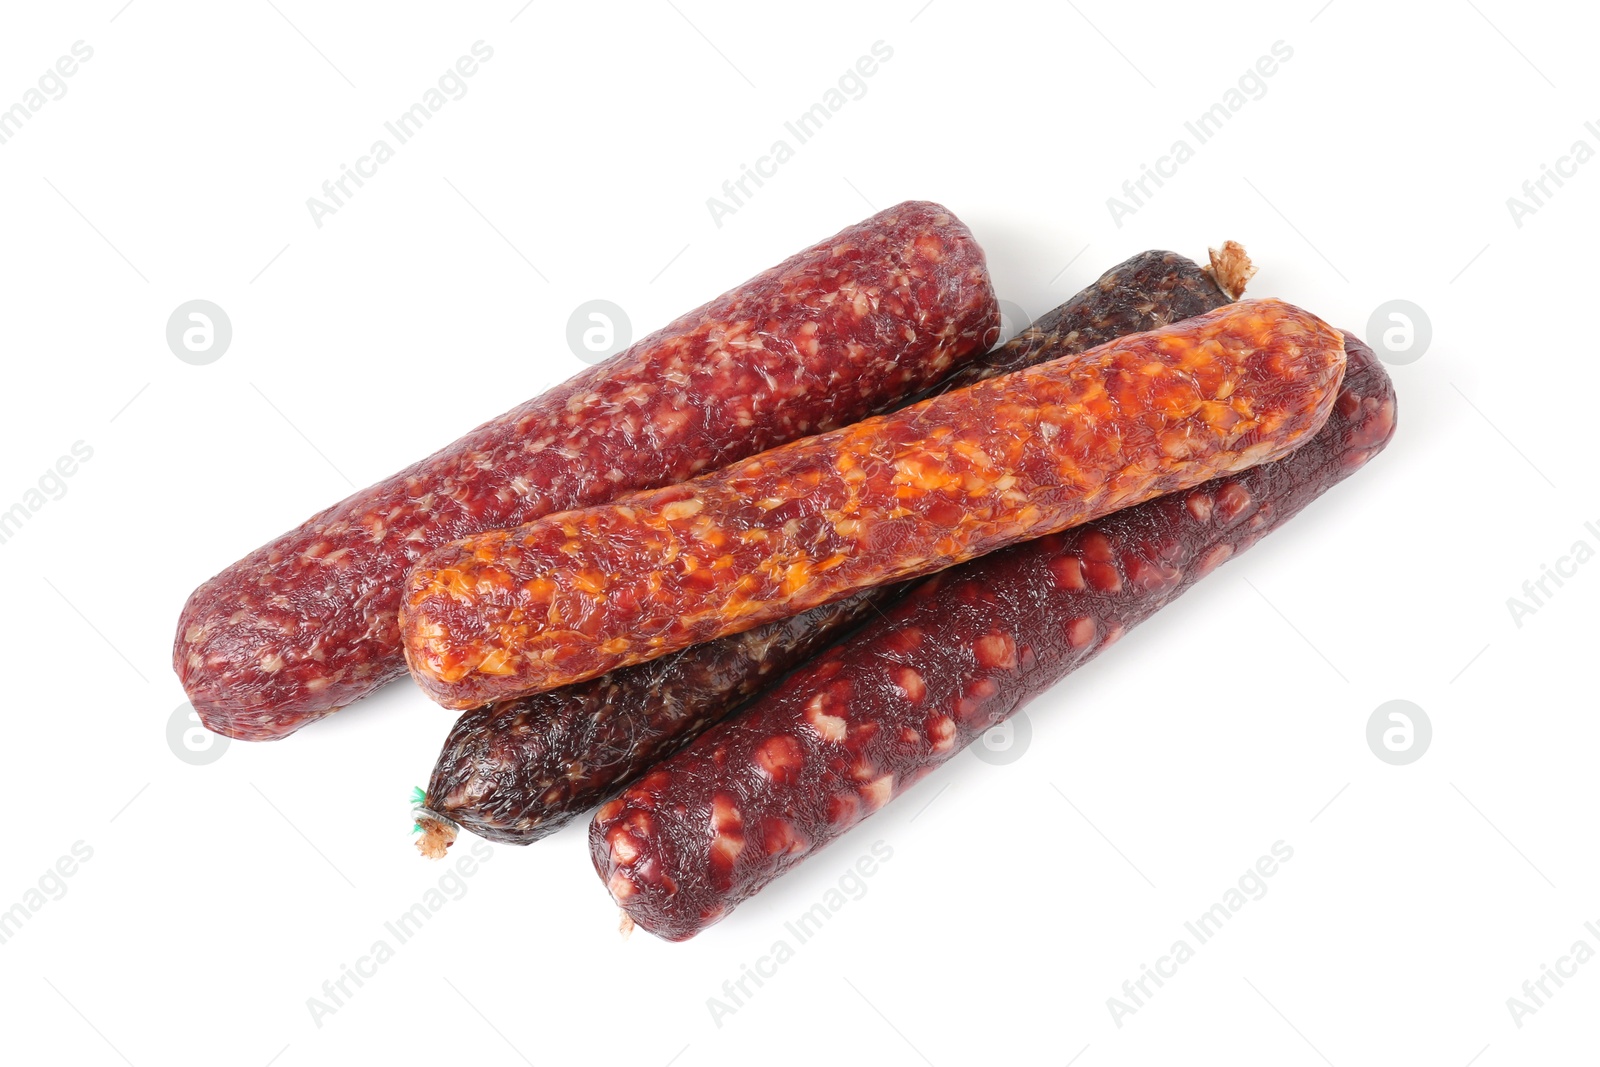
{"left": 929, "top": 248, "right": 1237, "bottom": 397}
{"left": 427, "top": 592, "right": 883, "bottom": 844}
{"left": 591, "top": 336, "right": 1396, "bottom": 940}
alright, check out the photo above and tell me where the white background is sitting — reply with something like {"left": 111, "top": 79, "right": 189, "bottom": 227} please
{"left": 0, "top": 1, "right": 1593, "bottom": 1064}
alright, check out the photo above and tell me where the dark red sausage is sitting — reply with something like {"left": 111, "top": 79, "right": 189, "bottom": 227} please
{"left": 417, "top": 246, "right": 1247, "bottom": 851}
{"left": 590, "top": 334, "right": 1396, "bottom": 940}
{"left": 173, "top": 202, "right": 998, "bottom": 740}
{"left": 402, "top": 299, "right": 1346, "bottom": 707}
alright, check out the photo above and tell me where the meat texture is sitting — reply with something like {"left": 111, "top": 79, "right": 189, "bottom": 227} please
{"left": 416, "top": 592, "right": 883, "bottom": 851}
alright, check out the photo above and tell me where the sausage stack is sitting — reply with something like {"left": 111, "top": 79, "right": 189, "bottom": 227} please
{"left": 173, "top": 203, "right": 1395, "bottom": 940}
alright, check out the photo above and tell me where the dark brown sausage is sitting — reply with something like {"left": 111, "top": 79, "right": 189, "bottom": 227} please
{"left": 173, "top": 202, "right": 998, "bottom": 740}
{"left": 926, "top": 241, "right": 1254, "bottom": 397}
{"left": 590, "top": 334, "right": 1396, "bottom": 940}
{"left": 413, "top": 592, "right": 884, "bottom": 853}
